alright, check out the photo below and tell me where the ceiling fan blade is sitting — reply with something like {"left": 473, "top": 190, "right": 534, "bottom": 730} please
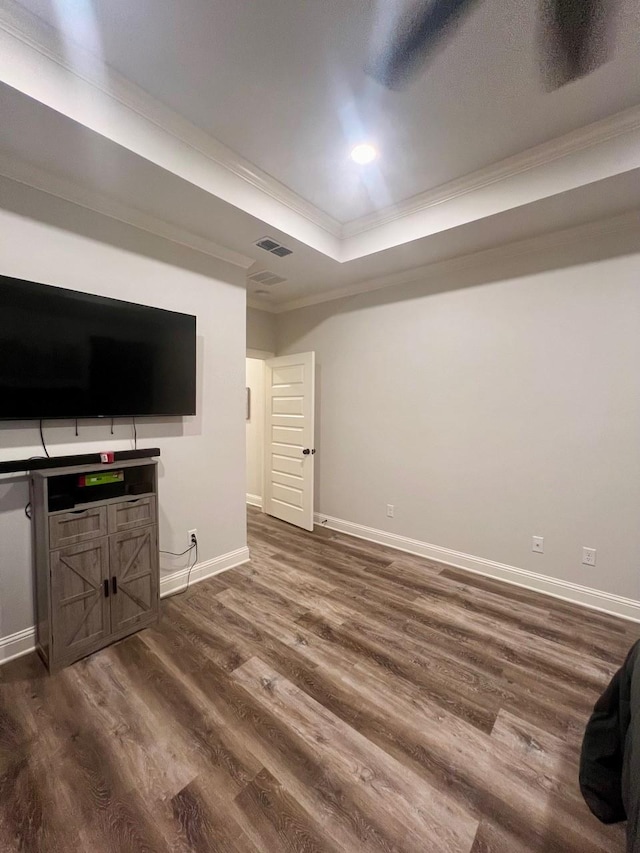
{"left": 366, "top": 0, "right": 481, "bottom": 89}
{"left": 541, "top": 0, "right": 618, "bottom": 89}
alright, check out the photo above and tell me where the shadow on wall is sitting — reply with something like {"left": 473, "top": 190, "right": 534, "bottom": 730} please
{"left": 0, "top": 417, "right": 184, "bottom": 452}
{"left": 0, "top": 176, "right": 243, "bottom": 284}
{"left": 0, "top": 477, "right": 29, "bottom": 513}
{"left": 283, "top": 212, "right": 640, "bottom": 338}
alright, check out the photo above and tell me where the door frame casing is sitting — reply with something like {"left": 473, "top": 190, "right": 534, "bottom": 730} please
{"left": 246, "top": 350, "right": 272, "bottom": 510}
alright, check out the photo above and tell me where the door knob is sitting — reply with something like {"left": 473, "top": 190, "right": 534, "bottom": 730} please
{"left": 303, "top": 448, "right": 310, "bottom": 455}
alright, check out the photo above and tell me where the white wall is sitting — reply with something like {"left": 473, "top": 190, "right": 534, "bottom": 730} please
{"left": 247, "top": 306, "right": 276, "bottom": 354}
{"left": 0, "top": 179, "right": 248, "bottom": 650}
{"left": 246, "top": 358, "right": 265, "bottom": 503}
{"left": 277, "top": 228, "right": 640, "bottom": 608}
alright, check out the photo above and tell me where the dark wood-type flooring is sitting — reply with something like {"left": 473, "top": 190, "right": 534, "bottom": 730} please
{"left": 1, "top": 506, "right": 639, "bottom": 852}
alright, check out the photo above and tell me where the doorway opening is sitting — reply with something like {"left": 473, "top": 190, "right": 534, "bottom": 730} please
{"left": 246, "top": 353, "right": 268, "bottom": 510}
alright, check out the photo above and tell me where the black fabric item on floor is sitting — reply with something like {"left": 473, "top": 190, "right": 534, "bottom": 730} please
{"left": 580, "top": 640, "right": 640, "bottom": 853}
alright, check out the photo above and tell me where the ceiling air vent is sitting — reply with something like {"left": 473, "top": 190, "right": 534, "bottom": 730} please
{"left": 256, "top": 238, "right": 279, "bottom": 252}
{"left": 271, "top": 245, "right": 293, "bottom": 258}
{"left": 255, "top": 236, "right": 293, "bottom": 257}
{"left": 247, "top": 270, "right": 287, "bottom": 287}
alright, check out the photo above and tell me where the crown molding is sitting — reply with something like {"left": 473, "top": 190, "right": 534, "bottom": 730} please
{"left": 275, "top": 210, "right": 640, "bottom": 313}
{"left": 0, "top": 153, "right": 255, "bottom": 270}
{"left": 247, "top": 297, "right": 279, "bottom": 313}
{"left": 0, "top": 0, "right": 342, "bottom": 241}
{"left": 341, "top": 105, "right": 640, "bottom": 240}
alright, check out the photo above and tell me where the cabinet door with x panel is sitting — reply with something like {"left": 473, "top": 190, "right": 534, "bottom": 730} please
{"left": 109, "top": 525, "right": 159, "bottom": 635}
{"left": 50, "top": 537, "right": 111, "bottom": 668}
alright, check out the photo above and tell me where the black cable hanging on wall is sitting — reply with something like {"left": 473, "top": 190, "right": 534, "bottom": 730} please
{"left": 39, "top": 420, "right": 50, "bottom": 458}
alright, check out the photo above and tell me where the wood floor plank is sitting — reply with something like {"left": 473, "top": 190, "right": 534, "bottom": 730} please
{"left": 488, "top": 708, "right": 602, "bottom": 809}
{"left": 0, "top": 504, "right": 633, "bottom": 852}
{"left": 470, "top": 816, "right": 626, "bottom": 853}
{"left": 232, "top": 656, "right": 480, "bottom": 853}
{"left": 142, "top": 634, "right": 408, "bottom": 852}
{"left": 234, "top": 766, "right": 343, "bottom": 853}
{"left": 219, "top": 585, "right": 499, "bottom": 733}
{"left": 65, "top": 654, "right": 199, "bottom": 802}
{"left": 109, "top": 634, "right": 263, "bottom": 796}
{"left": 170, "top": 774, "right": 261, "bottom": 853}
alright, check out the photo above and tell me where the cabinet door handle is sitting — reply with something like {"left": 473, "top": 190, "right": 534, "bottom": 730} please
{"left": 70, "top": 509, "right": 89, "bottom": 516}
{"left": 112, "top": 576, "right": 118, "bottom": 595}
{"left": 103, "top": 579, "right": 109, "bottom": 598}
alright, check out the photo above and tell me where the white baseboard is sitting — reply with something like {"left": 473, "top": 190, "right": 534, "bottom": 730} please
{"left": 315, "top": 513, "right": 640, "bottom": 623}
{"left": 0, "top": 626, "right": 36, "bottom": 665}
{"left": 0, "top": 546, "right": 251, "bottom": 668}
{"left": 160, "top": 546, "right": 250, "bottom": 598}
{"left": 246, "top": 494, "right": 263, "bottom": 509}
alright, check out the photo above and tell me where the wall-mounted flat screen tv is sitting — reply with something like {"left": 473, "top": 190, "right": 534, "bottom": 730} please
{"left": 0, "top": 274, "right": 197, "bottom": 420}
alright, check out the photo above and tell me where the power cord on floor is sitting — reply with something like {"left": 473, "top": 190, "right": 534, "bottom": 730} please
{"left": 161, "top": 539, "right": 198, "bottom": 598}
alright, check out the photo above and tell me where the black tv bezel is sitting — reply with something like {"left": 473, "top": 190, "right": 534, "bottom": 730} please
{"left": 0, "top": 275, "right": 197, "bottom": 421}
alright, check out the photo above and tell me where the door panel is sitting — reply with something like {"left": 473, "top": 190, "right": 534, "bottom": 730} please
{"left": 263, "top": 352, "right": 315, "bottom": 531}
{"left": 271, "top": 454, "right": 304, "bottom": 478}
{"left": 50, "top": 538, "right": 111, "bottom": 665}
{"left": 109, "top": 526, "right": 159, "bottom": 634}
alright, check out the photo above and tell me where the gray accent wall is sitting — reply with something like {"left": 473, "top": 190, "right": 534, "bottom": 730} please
{"left": 277, "top": 226, "right": 640, "bottom": 603}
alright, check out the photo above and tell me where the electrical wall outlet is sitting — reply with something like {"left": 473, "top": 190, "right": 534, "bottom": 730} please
{"left": 188, "top": 529, "right": 198, "bottom": 548}
{"left": 386, "top": 504, "right": 394, "bottom": 518}
{"left": 532, "top": 536, "right": 544, "bottom": 553}
{"left": 582, "top": 547, "right": 596, "bottom": 567}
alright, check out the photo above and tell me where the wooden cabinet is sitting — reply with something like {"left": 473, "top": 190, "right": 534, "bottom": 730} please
{"left": 32, "top": 460, "right": 160, "bottom": 672}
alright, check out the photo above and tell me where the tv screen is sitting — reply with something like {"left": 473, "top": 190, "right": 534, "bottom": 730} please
{"left": 0, "top": 274, "right": 196, "bottom": 420}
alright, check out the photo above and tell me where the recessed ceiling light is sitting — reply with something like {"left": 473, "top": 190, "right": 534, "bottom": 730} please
{"left": 350, "top": 143, "right": 378, "bottom": 165}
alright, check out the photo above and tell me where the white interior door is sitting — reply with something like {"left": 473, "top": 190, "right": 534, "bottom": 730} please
{"left": 263, "top": 352, "right": 315, "bottom": 531}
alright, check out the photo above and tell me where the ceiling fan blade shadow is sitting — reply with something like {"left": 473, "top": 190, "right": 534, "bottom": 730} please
{"left": 539, "top": 0, "right": 620, "bottom": 90}
{"left": 366, "top": 0, "right": 482, "bottom": 89}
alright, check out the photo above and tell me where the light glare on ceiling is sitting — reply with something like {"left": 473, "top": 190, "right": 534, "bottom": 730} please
{"left": 350, "top": 143, "right": 378, "bottom": 165}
